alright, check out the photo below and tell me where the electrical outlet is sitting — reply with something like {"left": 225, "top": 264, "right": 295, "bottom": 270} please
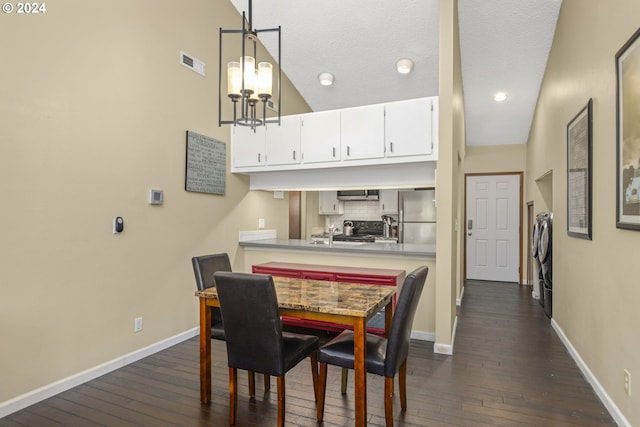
{"left": 624, "top": 369, "right": 631, "bottom": 396}
{"left": 258, "top": 218, "right": 265, "bottom": 229}
{"left": 134, "top": 317, "right": 143, "bottom": 333}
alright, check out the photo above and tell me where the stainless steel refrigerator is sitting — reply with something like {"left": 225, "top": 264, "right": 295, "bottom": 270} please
{"left": 398, "top": 188, "right": 437, "bottom": 244}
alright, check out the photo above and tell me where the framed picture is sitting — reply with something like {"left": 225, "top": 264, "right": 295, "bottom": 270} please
{"left": 616, "top": 26, "right": 640, "bottom": 230}
{"left": 185, "top": 131, "right": 226, "bottom": 195}
{"left": 567, "top": 99, "right": 593, "bottom": 239}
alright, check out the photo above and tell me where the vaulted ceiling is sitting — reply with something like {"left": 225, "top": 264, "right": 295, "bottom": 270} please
{"left": 229, "top": 0, "right": 562, "bottom": 147}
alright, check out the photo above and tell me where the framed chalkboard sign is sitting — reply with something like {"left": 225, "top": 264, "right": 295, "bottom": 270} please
{"left": 185, "top": 131, "right": 226, "bottom": 195}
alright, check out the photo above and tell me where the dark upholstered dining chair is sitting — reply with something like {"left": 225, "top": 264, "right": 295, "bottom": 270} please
{"left": 192, "top": 253, "right": 270, "bottom": 393}
{"left": 316, "top": 266, "right": 429, "bottom": 427}
{"left": 213, "top": 271, "right": 320, "bottom": 427}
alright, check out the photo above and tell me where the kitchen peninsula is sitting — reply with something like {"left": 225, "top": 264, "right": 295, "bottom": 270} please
{"left": 239, "top": 236, "right": 436, "bottom": 338}
{"left": 239, "top": 238, "right": 435, "bottom": 257}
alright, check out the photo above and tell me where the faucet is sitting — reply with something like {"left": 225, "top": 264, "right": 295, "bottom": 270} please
{"left": 329, "top": 224, "right": 336, "bottom": 247}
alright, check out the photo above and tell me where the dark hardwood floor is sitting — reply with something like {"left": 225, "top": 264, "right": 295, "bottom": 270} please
{"left": 1, "top": 281, "right": 616, "bottom": 426}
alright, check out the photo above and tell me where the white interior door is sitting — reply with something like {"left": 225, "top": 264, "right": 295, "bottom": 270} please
{"left": 466, "top": 174, "right": 520, "bottom": 282}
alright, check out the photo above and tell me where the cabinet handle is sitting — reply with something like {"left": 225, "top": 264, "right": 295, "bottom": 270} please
{"left": 347, "top": 146, "right": 351, "bottom": 156}
{"left": 293, "top": 150, "right": 296, "bottom": 160}
{"left": 258, "top": 153, "right": 261, "bottom": 163}
{"left": 332, "top": 147, "right": 336, "bottom": 157}
{"left": 390, "top": 141, "right": 394, "bottom": 153}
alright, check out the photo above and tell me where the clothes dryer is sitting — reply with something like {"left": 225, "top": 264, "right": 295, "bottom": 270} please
{"left": 532, "top": 213, "right": 546, "bottom": 307}
{"left": 539, "top": 212, "right": 553, "bottom": 318}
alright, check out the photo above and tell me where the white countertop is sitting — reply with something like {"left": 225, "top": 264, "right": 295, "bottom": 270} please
{"left": 239, "top": 238, "right": 436, "bottom": 257}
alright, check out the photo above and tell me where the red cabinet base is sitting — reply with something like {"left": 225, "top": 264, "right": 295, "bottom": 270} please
{"left": 252, "top": 262, "right": 405, "bottom": 335}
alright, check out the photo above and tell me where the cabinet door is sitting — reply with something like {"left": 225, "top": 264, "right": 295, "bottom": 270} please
{"left": 318, "top": 191, "right": 344, "bottom": 214}
{"left": 341, "top": 104, "right": 385, "bottom": 161}
{"left": 232, "top": 125, "right": 266, "bottom": 168}
{"left": 301, "top": 110, "right": 341, "bottom": 163}
{"left": 379, "top": 189, "right": 399, "bottom": 214}
{"left": 301, "top": 271, "right": 336, "bottom": 281}
{"left": 385, "top": 97, "right": 433, "bottom": 158}
{"left": 252, "top": 266, "right": 302, "bottom": 278}
{"left": 265, "top": 115, "right": 301, "bottom": 166}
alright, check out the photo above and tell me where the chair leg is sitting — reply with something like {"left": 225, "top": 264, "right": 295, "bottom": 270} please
{"left": 317, "top": 362, "right": 328, "bottom": 423}
{"left": 264, "top": 374, "right": 271, "bottom": 392}
{"left": 229, "top": 367, "right": 238, "bottom": 425}
{"left": 277, "top": 376, "right": 286, "bottom": 427}
{"left": 399, "top": 359, "right": 408, "bottom": 411}
{"left": 248, "top": 371, "right": 256, "bottom": 398}
{"left": 341, "top": 367, "right": 348, "bottom": 394}
{"left": 384, "top": 376, "right": 394, "bottom": 427}
{"left": 310, "top": 352, "right": 319, "bottom": 402}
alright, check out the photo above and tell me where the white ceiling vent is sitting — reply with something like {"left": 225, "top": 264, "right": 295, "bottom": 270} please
{"left": 180, "top": 51, "right": 205, "bottom": 76}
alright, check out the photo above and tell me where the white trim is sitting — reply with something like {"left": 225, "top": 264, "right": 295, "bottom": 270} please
{"left": 0, "top": 327, "right": 199, "bottom": 418}
{"left": 410, "top": 330, "right": 435, "bottom": 342}
{"left": 434, "top": 315, "right": 458, "bottom": 355}
{"left": 456, "top": 285, "right": 465, "bottom": 306}
{"left": 551, "top": 319, "right": 630, "bottom": 427}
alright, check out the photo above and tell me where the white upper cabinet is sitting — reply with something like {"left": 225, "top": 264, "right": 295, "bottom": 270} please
{"left": 341, "top": 104, "right": 385, "bottom": 161}
{"left": 379, "top": 189, "right": 399, "bottom": 214}
{"left": 301, "top": 110, "right": 341, "bottom": 164}
{"left": 265, "top": 115, "right": 301, "bottom": 166}
{"left": 384, "top": 97, "right": 434, "bottom": 158}
{"left": 232, "top": 125, "right": 266, "bottom": 168}
{"left": 318, "top": 191, "right": 344, "bottom": 214}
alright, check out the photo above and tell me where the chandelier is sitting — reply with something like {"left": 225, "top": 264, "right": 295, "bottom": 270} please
{"left": 218, "top": 0, "right": 281, "bottom": 130}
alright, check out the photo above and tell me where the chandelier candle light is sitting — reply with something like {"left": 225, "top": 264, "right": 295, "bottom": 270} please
{"left": 218, "top": 0, "right": 281, "bottom": 130}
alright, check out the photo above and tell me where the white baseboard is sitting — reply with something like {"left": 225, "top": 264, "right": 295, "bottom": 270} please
{"left": 434, "top": 315, "right": 458, "bottom": 355}
{"left": 0, "top": 327, "right": 199, "bottom": 418}
{"left": 410, "top": 330, "right": 435, "bottom": 342}
{"left": 551, "top": 319, "right": 630, "bottom": 427}
{"left": 456, "top": 285, "right": 465, "bottom": 306}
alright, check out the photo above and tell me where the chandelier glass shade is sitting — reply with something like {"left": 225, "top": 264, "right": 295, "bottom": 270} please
{"left": 218, "top": 0, "right": 281, "bottom": 130}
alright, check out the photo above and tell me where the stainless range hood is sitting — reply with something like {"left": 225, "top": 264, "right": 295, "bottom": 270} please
{"left": 337, "top": 189, "right": 380, "bottom": 201}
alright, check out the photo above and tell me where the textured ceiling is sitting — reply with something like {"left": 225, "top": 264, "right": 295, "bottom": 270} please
{"left": 228, "top": 0, "right": 562, "bottom": 147}
{"left": 458, "top": 0, "right": 562, "bottom": 146}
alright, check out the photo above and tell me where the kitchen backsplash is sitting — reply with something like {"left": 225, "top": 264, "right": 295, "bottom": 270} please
{"left": 323, "top": 200, "right": 397, "bottom": 231}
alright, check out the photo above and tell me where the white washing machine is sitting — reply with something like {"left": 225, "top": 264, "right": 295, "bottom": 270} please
{"left": 539, "top": 212, "right": 553, "bottom": 318}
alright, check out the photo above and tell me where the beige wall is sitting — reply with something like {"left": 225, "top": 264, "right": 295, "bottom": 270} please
{"left": 527, "top": 0, "right": 640, "bottom": 423}
{"left": 434, "top": 0, "right": 465, "bottom": 352}
{"left": 465, "top": 144, "right": 526, "bottom": 174}
{"left": 0, "top": 0, "right": 309, "bottom": 403}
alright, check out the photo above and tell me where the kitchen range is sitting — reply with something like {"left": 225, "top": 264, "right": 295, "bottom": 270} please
{"left": 313, "top": 220, "right": 398, "bottom": 244}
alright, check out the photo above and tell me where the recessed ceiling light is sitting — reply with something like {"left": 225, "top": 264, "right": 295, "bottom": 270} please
{"left": 494, "top": 92, "right": 508, "bottom": 102}
{"left": 318, "top": 72, "right": 334, "bottom": 86}
{"left": 396, "top": 58, "right": 414, "bottom": 74}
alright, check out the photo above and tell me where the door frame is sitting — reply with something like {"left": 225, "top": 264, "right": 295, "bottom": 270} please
{"left": 464, "top": 172, "right": 524, "bottom": 284}
{"left": 526, "top": 201, "right": 534, "bottom": 287}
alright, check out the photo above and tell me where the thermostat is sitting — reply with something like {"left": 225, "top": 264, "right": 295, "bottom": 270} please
{"left": 149, "top": 189, "right": 163, "bottom": 205}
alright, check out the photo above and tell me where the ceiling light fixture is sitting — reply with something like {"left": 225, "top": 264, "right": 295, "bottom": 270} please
{"left": 318, "top": 72, "right": 334, "bottom": 86}
{"left": 493, "top": 92, "right": 508, "bottom": 102}
{"left": 218, "top": 0, "right": 281, "bottom": 130}
{"left": 396, "top": 58, "right": 414, "bottom": 74}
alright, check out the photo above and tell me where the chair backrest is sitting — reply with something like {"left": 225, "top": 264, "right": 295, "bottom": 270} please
{"left": 192, "top": 253, "right": 232, "bottom": 291}
{"left": 213, "top": 272, "right": 286, "bottom": 377}
{"left": 192, "top": 253, "right": 232, "bottom": 324}
{"left": 384, "top": 266, "right": 429, "bottom": 377}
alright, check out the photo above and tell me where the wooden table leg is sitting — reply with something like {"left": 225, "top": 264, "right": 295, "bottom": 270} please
{"left": 353, "top": 317, "right": 367, "bottom": 427}
{"left": 199, "top": 298, "right": 211, "bottom": 403}
{"left": 384, "top": 299, "right": 393, "bottom": 338}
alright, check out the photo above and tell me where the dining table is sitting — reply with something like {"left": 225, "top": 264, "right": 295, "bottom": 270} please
{"left": 196, "top": 275, "right": 396, "bottom": 427}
